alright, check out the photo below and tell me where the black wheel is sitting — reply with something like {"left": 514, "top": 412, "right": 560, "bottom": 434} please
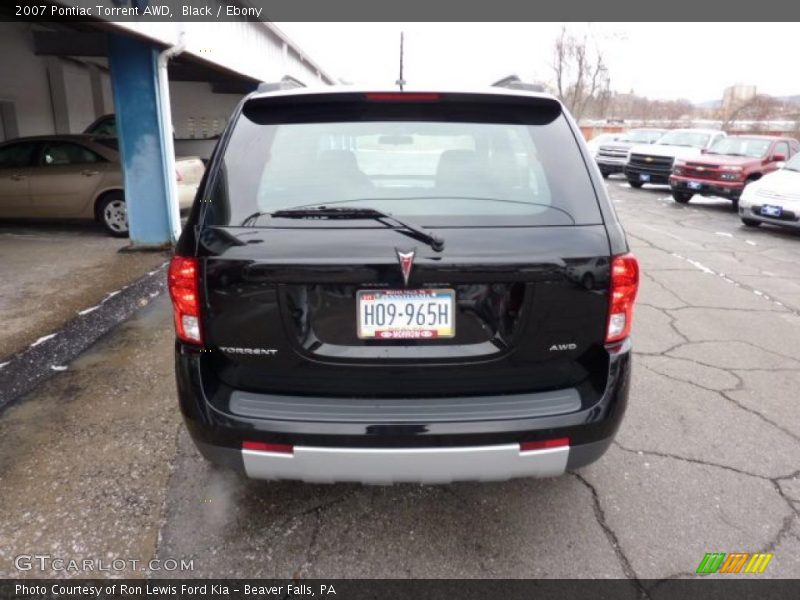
{"left": 731, "top": 198, "right": 739, "bottom": 211}
{"left": 672, "top": 192, "right": 692, "bottom": 204}
{"left": 600, "top": 170, "right": 609, "bottom": 179}
{"left": 97, "top": 192, "right": 129, "bottom": 238}
{"left": 629, "top": 181, "right": 643, "bottom": 189}
{"left": 741, "top": 218, "right": 761, "bottom": 228}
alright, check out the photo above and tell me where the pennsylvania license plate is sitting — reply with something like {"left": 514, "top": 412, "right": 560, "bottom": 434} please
{"left": 639, "top": 173, "right": 650, "bottom": 182}
{"left": 761, "top": 204, "right": 783, "bottom": 217}
{"left": 357, "top": 289, "right": 455, "bottom": 340}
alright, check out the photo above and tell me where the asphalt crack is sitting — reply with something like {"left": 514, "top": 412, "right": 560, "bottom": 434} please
{"left": 638, "top": 361, "right": 800, "bottom": 444}
{"left": 614, "top": 443, "right": 799, "bottom": 577}
{"left": 627, "top": 231, "right": 800, "bottom": 317}
{"left": 571, "top": 472, "right": 649, "bottom": 597}
{"left": 613, "top": 441, "right": 771, "bottom": 481}
{"left": 275, "top": 488, "right": 358, "bottom": 577}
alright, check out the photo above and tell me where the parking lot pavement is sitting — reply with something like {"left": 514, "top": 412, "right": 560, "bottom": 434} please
{"left": 0, "top": 221, "right": 166, "bottom": 359}
{"left": 1, "top": 182, "right": 799, "bottom": 582}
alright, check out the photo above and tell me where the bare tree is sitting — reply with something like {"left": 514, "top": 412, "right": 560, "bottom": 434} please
{"left": 717, "top": 95, "right": 781, "bottom": 130}
{"left": 552, "top": 27, "right": 610, "bottom": 121}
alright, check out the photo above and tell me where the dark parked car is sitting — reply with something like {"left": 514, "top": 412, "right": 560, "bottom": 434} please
{"left": 169, "top": 86, "right": 639, "bottom": 484}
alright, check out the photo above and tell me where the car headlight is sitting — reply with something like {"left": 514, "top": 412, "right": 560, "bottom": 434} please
{"left": 719, "top": 166, "right": 744, "bottom": 181}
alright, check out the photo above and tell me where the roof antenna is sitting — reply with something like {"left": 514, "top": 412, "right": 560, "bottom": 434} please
{"left": 395, "top": 31, "right": 406, "bottom": 90}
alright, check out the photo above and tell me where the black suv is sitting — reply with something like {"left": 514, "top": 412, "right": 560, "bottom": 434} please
{"left": 169, "top": 87, "right": 639, "bottom": 484}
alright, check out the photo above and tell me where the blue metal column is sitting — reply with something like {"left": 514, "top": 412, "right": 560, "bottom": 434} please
{"left": 107, "top": 33, "right": 177, "bottom": 246}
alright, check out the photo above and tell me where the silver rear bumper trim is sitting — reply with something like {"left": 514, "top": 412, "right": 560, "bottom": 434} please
{"left": 242, "top": 443, "right": 569, "bottom": 484}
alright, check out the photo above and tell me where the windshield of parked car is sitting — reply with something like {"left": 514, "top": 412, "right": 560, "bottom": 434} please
{"left": 707, "top": 137, "right": 771, "bottom": 158}
{"left": 783, "top": 153, "right": 800, "bottom": 172}
{"left": 656, "top": 131, "right": 712, "bottom": 148}
{"left": 621, "top": 130, "right": 664, "bottom": 144}
{"left": 205, "top": 101, "right": 603, "bottom": 228}
{"left": 87, "top": 117, "right": 117, "bottom": 137}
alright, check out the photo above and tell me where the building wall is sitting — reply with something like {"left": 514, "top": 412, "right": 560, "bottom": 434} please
{"left": 0, "top": 21, "right": 329, "bottom": 142}
{"left": 0, "top": 23, "right": 56, "bottom": 139}
{"left": 62, "top": 60, "right": 103, "bottom": 133}
{"left": 168, "top": 81, "right": 243, "bottom": 139}
{"left": 109, "top": 20, "right": 333, "bottom": 85}
{"left": 0, "top": 23, "right": 117, "bottom": 140}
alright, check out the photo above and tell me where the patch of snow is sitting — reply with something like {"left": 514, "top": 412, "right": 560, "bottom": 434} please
{"left": 77, "top": 305, "right": 100, "bottom": 316}
{"left": 50, "top": 365, "right": 67, "bottom": 371}
{"left": 30, "top": 333, "right": 57, "bottom": 347}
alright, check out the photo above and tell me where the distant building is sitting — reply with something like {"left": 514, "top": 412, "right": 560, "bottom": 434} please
{"left": 722, "top": 85, "right": 757, "bottom": 110}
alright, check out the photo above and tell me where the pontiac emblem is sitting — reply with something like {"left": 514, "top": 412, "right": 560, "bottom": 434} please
{"left": 396, "top": 248, "right": 415, "bottom": 287}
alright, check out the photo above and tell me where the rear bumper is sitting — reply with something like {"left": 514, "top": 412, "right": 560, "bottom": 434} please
{"left": 176, "top": 341, "right": 631, "bottom": 483}
{"left": 670, "top": 176, "right": 744, "bottom": 199}
{"left": 624, "top": 164, "right": 671, "bottom": 185}
{"left": 243, "top": 443, "right": 569, "bottom": 484}
{"left": 739, "top": 203, "right": 800, "bottom": 229}
{"left": 596, "top": 157, "right": 626, "bottom": 173}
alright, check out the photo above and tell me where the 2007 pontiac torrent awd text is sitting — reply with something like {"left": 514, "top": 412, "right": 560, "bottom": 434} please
{"left": 168, "top": 85, "right": 639, "bottom": 484}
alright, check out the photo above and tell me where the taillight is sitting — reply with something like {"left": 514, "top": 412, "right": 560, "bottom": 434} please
{"left": 242, "top": 441, "right": 294, "bottom": 454}
{"left": 365, "top": 92, "right": 440, "bottom": 102}
{"left": 606, "top": 253, "right": 639, "bottom": 344}
{"left": 168, "top": 256, "right": 202, "bottom": 344}
{"left": 520, "top": 437, "right": 570, "bottom": 452}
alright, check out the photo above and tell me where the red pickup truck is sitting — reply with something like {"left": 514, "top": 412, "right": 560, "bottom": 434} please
{"left": 669, "top": 135, "right": 799, "bottom": 207}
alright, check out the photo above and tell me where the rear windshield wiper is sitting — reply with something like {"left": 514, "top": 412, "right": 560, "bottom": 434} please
{"left": 244, "top": 206, "right": 445, "bottom": 252}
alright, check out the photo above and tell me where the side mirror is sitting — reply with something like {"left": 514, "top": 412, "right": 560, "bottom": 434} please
{"left": 773, "top": 154, "right": 786, "bottom": 162}
{"left": 700, "top": 148, "right": 708, "bottom": 154}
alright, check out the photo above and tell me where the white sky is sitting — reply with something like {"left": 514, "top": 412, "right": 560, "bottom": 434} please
{"left": 276, "top": 22, "right": 800, "bottom": 103}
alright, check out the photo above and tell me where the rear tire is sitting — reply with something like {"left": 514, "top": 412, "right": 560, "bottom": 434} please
{"left": 97, "top": 192, "right": 129, "bottom": 238}
{"left": 741, "top": 218, "right": 761, "bottom": 228}
{"left": 629, "top": 181, "right": 643, "bottom": 189}
{"left": 672, "top": 192, "right": 692, "bottom": 204}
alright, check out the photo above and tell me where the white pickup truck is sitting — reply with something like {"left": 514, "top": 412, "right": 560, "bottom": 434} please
{"left": 623, "top": 128, "right": 726, "bottom": 188}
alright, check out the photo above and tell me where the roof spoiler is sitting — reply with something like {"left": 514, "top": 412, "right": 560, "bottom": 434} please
{"left": 491, "top": 75, "right": 545, "bottom": 93}
{"left": 257, "top": 75, "right": 307, "bottom": 93}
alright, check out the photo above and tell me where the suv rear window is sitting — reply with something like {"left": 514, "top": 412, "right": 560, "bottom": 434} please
{"left": 204, "top": 93, "right": 602, "bottom": 227}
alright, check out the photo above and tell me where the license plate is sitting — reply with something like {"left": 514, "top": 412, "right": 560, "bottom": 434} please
{"left": 357, "top": 289, "right": 455, "bottom": 340}
{"left": 688, "top": 181, "right": 702, "bottom": 190}
{"left": 761, "top": 204, "right": 783, "bottom": 217}
{"left": 639, "top": 173, "right": 650, "bottom": 182}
